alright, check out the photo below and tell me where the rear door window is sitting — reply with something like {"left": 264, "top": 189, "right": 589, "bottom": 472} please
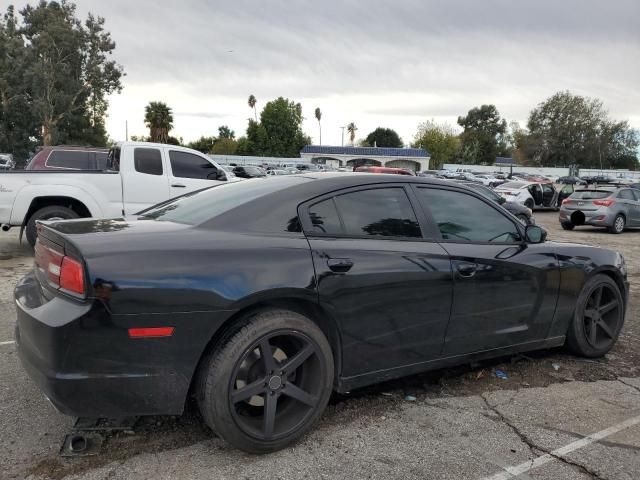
{"left": 46, "top": 150, "right": 89, "bottom": 169}
{"left": 169, "top": 151, "right": 218, "bottom": 179}
{"left": 617, "top": 189, "right": 635, "bottom": 200}
{"left": 307, "top": 187, "right": 421, "bottom": 238}
{"left": 134, "top": 148, "right": 163, "bottom": 176}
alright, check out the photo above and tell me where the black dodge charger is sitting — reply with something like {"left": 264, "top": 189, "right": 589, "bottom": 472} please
{"left": 15, "top": 173, "right": 628, "bottom": 453}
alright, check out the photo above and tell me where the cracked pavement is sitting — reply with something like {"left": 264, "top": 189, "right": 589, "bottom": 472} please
{"left": 1, "top": 212, "right": 639, "bottom": 479}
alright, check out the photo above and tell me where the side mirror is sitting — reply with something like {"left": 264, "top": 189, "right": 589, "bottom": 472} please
{"left": 525, "top": 225, "right": 546, "bottom": 243}
{"left": 217, "top": 170, "right": 227, "bottom": 181}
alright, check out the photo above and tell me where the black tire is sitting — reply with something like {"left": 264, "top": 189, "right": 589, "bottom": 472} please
{"left": 524, "top": 199, "right": 534, "bottom": 210}
{"left": 561, "top": 222, "right": 575, "bottom": 231}
{"left": 516, "top": 214, "right": 529, "bottom": 225}
{"left": 197, "top": 309, "right": 334, "bottom": 453}
{"left": 566, "top": 274, "right": 624, "bottom": 358}
{"left": 25, "top": 205, "right": 79, "bottom": 246}
{"left": 608, "top": 214, "right": 625, "bottom": 234}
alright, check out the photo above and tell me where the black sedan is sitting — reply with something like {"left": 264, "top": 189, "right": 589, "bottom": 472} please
{"left": 16, "top": 174, "right": 628, "bottom": 453}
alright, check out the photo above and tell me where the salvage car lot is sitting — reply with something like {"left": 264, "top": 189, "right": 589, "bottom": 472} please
{"left": 1, "top": 212, "right": 639, "bottom": 479}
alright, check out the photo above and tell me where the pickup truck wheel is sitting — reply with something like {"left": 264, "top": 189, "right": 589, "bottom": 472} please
{"left": 197, "top": 309, "right": 334, "bottom": 453}
{"left": 26, "top": 206, "right": 79, "bottom": 246}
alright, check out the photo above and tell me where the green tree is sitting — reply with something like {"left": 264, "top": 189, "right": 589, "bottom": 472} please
{"left": 411, "top": 120, "right": 460, "bottom": 169}
{"left": 187, "top": 136, "right": 216, "bottom": 153}
{"left": 248, "top": 94, "right": 257, "bottom": 121}
{"left": 244, "top": 97, "right": 310, "bottom": 157}
{"left": 21, "top": 1, "right": 123, "bottom": 146}
{"left": 144, "top": 101, "right": 173, "bottom": 143}
{"left": 363, "top": 127, "right": 403, "bottom": 148}
{"left": 217, "top": 125, "right": 234, "bottom": 139}
{"left": 314, "top": 107, "right": 322, "bottom": 145}
{"left": 0, "top": 6, "right": 38, "bottom": 163}
{"left": 457, "top": 105, "right": 507, "bottom": 164}
{"left": 525, "top": 91, "right": 639, "bottom": 169}
{"left": 347, "top": 122, "right": 357, "bottom": 146}
{"left": 211, "top": 137, "right": 238, "bottom": 155}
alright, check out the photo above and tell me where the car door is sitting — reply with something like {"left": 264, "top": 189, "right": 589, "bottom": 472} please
{"left": 541, "top": 183, "right": 555, "bottom": 207}
{"left": 120, "top": 146, "right": 171, "bottom": 213}
{"left": 617, "top": 189, "right": 639, "bottom": 226}
{"left": 630, "top": 189, "right": 640, "bottom": 225}
{"left": 167, "top": 149, "right": 226, "bottom": 197}
{"left": 299, "top": 185, "right": 453, "bottom": 377}
{"left": 413, "top": 185, "right": 559, "bottom": 356}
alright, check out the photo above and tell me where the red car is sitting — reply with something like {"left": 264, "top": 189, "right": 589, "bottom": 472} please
{"left": 354, "top": 166, "right": 415, "bottom": 175}
{"left": 25, "top": 146, "right": 109, "bottom": 170}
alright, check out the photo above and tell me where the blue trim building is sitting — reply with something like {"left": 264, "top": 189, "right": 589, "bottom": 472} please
{"left": 300, "top": 145, "right": 430, "bottom": 171}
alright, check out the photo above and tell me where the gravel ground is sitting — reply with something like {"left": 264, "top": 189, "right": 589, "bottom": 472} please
{"left": 0, "top": 211, "right": 638, "bottom": 479}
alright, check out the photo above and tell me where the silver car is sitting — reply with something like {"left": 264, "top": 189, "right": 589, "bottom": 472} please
{"left": 559, "top": 187, "right": 640, "bottom": 234}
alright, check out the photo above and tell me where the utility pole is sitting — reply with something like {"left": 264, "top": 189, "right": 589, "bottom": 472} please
{"left": 340, "top": 126, "right": 346, "bottom": 147}
{"left": 125, "top": 120, "right": 128, "bottom": 141}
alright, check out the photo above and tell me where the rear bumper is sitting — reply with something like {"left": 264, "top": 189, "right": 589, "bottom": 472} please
{"left": 559, "top": 209, "right": 615, "bottom": 227}
{"left": 15, "top": 272, "right": 191, "bottom": 417}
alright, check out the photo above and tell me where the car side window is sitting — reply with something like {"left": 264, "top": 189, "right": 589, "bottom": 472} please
{"left": 134, "top": 148, "right": 163, "bottom": 176}
{"left": 308, "top": 198, "right": 342, "bottom": 234}
{"left": 618, "top": 189, "right": 634, "bottom": 200}
{"left": 308, "top": 187, "right": 421, "bottom": 238}
{"left": 169, "top": 151, "right": 219, "bottom": 179}
{"left": 541, "top": 183, "right": 554, "bottom": 194}
{"left": 418, "top": 188, "right": 521, "bottom": 243}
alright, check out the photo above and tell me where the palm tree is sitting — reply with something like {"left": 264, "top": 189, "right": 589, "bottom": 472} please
{"left": 144, "top": 102, "right": 173, "bottom": 143}
{"left": 315, "top": 107, "right": 322, "bottom": 145}
{"left": 248, "top": 94, "right": 257, "bottom": 121}
{"left": 347, "top": 122, "right": 357, "bottom": 146}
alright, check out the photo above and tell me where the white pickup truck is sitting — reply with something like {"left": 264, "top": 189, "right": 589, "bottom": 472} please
{"left": 0, "top": 141, "right": 235, "bottom": 245}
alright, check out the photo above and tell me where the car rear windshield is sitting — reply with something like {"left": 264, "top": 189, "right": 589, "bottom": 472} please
{"left": 138, "top": 176, "right": 309, "bottom": 225}
{"left": 570, "top": 190, "right": 613, "bottom": 200}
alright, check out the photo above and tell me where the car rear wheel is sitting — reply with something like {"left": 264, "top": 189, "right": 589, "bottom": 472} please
{"left": 516, "top": 213, "right": 529, "bottom": 225}
{"left": 26, "top": 205, "right": 79, "bottom": 247}
{"left": 561, "top": 222, "right": 575, "bottom": 230}
{"left": 566, "top": 274, "right": 624, "bottom": 358}
{"left": 197, "top": 309, "right": 334, "bottom": 453}
{"left": 609, "top": 214, "right": 625, "bottom": 234}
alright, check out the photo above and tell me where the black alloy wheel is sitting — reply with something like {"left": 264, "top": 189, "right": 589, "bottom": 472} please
{"left": 582, "top": 284, "right": 622, "bottom": 350}
{"left": 229, "top": 331, "right": 325, "bottom": 441}
{"left": 197, "top": 309, "right": 333, "bottom": 453}
{"left": 567, "top": 274, "right": 624, "bottom": 357}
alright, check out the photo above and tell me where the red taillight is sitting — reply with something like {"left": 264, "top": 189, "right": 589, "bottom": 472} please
{"left": 562, "top": 198, "right": 572, "bottom": 205}
{"left": 128, "top": 327, "right": 175, "bottom": 338}
{"left": 59, "top": 256, "right": 85, "bottom": 295}
{"left": 34, "top": 241, "right": 85, "bottom": 296}
{"left": 593, "top": 199, "right": 615, "bottom": 207}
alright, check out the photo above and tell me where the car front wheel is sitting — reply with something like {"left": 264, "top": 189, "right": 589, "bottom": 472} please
{"left": 566, "top": 274, "right": 624, "bottom": 358}
{"left": 197, "top": 309, "right": 334, "bottom": 453}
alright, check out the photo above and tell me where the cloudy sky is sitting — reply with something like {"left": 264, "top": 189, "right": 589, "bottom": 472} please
{"left": 14, "top": 0, "right": 640, "bottom": 146}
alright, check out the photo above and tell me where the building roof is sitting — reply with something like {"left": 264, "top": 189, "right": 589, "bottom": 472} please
{"left": 301, "top": 145, "right": 429, "bottom": 157}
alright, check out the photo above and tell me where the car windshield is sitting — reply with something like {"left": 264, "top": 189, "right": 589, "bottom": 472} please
{"left": 139, "top": 176, "right": 308, "bottom": 225}
{"left": 499, "top": 182, "right": 526, "bottom": 189}
{"left": 570, "top": 190, "right": 613, "bottom": 200}
{"left": 244, "top": 166, "right": 264, "bottom": 175}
